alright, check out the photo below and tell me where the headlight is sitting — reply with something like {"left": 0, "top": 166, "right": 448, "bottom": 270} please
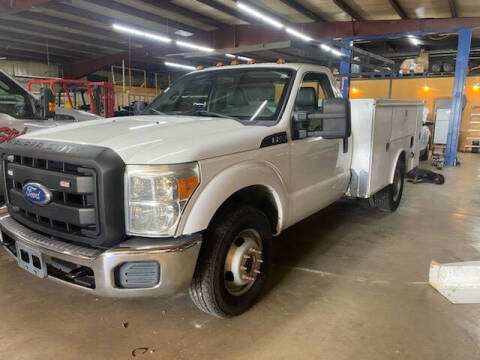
{"left": 125, "top": 163, "right": 200, "bottom": 237}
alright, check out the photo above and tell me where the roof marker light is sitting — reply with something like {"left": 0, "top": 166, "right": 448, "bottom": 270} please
{"left": 285, "top": 27, "right": 313, "bottom": 42}
{"left": 164, "top": 62, "right": 196, "bottom": 71}
{"left": 237, "top": 2, "right": 283, "bottom": 29}
{"left": 113, "top": 24, "right": 171, "bottom": 43}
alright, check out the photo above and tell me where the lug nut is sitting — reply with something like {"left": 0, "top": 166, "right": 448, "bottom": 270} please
{"left": 257, "top": 259, "right": 264, "bottom": 264}
{"left": 240, "top": 266, "right": 247, "bottom": 271}
{"left": 242, "top": 254, "right": 251, "bottom": 260}
{"left": 254, "top": 269, "right": 261, "bottom": 274}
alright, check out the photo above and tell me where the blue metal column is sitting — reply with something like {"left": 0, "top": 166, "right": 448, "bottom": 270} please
{"left": 339, "top": 39, "right": 352, "bottom": 98}
{"left": 445, "top": 28, "right": 472, "bottom": 166}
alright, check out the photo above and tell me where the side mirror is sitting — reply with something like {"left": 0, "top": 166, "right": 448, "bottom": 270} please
{"left": 293, "top": 98, "right": 351, "bottom": 140}
{"left": 424, "top": 121, "right": 434, "bottom": 126}
{"left": 40, "top": 87, "right": 56, "bottom": 119}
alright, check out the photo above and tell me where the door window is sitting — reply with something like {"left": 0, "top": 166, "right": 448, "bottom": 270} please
{"left": 294, "top": 72, "right": 334, "bottom": 134}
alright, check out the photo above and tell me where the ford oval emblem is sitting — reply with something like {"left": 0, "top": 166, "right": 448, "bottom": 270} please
{"left": 22, "top": 182, "right": 53, "bottom": 206}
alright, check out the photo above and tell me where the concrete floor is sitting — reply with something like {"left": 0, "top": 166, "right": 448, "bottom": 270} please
{"left": 1, "top": 154, "right": 480, "bottom": 360}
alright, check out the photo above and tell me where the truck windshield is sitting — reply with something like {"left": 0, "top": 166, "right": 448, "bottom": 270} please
{"left": 0, "top": 72, "right": 35, "bottom": 119}
{"left": 144, "top": 68, "right": 293, "bottom": 122}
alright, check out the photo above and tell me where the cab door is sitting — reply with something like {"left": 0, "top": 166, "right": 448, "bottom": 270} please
{"left": 288, "top": 72, "right": 351, "bottom": 225}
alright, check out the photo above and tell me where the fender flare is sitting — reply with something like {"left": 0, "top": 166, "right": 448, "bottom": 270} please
{"left": 179, "top": 161, "right": 289, "bottom": 236}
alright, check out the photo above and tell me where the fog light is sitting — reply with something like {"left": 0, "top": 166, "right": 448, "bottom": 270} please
{"left": 115, "top": 261, "right": 160, "bottom": 289}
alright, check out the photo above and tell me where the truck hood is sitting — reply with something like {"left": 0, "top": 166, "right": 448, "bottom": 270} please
{"left": 19, "top": 115, "right": 276, "bottom": 164}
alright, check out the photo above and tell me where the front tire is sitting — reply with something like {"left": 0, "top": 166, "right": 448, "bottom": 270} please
{"left": 189, "top": 206, "right": 272, "bottom": 318}
{"left": 374, "top": 159, "right": 405, "bottom": 212}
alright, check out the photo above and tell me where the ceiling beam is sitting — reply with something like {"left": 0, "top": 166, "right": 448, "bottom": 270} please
{"left": 388, "top": 0, "right": 409, "bottom": 20}
{"left": 278, "top": 0, "right": 325, "bottom": 22}
{"left": 0, "top": 40, "right": 82, "bottom": 59}
{"left": 0, "top": 48, "right": 73, "bottom": 63}
{"left": 448, "top": 0, "right": 457, "bottom": 18}
{"left": 0, "top": 19, "right": 128, "bottom": 51}
{"left": 10, "top": 11, "right": 134, "bottom": 45}
{"left": 138, "top": 0, "right": 225, "bottom": 28}
{"left": 332, "top": 0, "right": 363, "bottom": 21}
{"left": 0, "top": 29, "right": 111, "bottom": 56}
{"left": 211, "top": 17, "right": 480, "bottom": 48}
{"left": 81, "top": 0, "right": 200, "bottom": 34}
{"left": 195, "top": 0, "right": 259, "bottom": 24}
{"left": 0, "top": 0, "right": 52, "bottom": 15}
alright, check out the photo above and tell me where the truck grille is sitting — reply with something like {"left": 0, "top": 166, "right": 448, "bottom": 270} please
{"left": 5, "top": 155, "right": 99, "bottom": 239}
{"left": 2, "top": 139, "right": 126, "bottom": 248}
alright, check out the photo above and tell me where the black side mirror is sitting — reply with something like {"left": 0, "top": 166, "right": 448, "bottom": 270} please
{"left": 293, "top": 98, "right": 351, "bottom": 140}
{"left": 40, "top": 87, "right": 56, "bottom": 119}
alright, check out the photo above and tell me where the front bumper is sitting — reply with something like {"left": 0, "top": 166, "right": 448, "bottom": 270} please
{"left": 0, "top": 214, "right": 201, "bottom": 297}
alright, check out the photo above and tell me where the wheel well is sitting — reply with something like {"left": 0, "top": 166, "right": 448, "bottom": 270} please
{"left": 398, "top": 151, "right": 406, "bottom": 169}
{"left": 209, "top": 185, "right": 279, "bottom": 234}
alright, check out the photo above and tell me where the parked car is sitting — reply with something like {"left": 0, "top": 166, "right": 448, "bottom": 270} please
{"left": 0, "top": 63, "right": 423, "bottom": 318}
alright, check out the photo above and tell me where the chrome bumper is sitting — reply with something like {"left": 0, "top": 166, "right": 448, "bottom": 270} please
{"left": 0, "top": 214, "right": 201, "bottom": 297}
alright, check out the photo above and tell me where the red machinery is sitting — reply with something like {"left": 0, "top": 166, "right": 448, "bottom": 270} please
{"left": 27, "top": 79, "right": 115, "bottom": 118}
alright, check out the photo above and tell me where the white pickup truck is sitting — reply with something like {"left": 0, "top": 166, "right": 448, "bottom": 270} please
{"left": 0, "top": 63, "right": 423, "bottom": 318}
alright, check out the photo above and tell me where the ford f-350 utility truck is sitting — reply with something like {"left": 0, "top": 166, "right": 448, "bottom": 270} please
{"left": 0, "top": 63, "right": 423, "bottom": 318}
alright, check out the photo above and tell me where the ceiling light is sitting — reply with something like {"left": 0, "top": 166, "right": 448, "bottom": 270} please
{"left": 113, "top": 24, "right": 171, "bottom": 43}
{"left": 407, "top": 35, "right": 420, "bottom": 46}
{"left": 320, "top": 44, "right": 332, "bottom": 52}
{"left": 164, "top": 61, "right": 196, "bottom": 71}
{"left": 225, "top": 53, "right": 252, "bottom": 62}
{"left": 174, "top": 30, "right": 193, "bottom": 37}
{"left": 285, "top": 27, "right": 313, "bottom": 42}
{"left": 0, "top": 57, "right": 6, "bottom": 60}
{"left": 237, "top": 2, "right": 283, "bottom": 29}
{"left": 176, "top": 40, "right": 214, "bottom": 52}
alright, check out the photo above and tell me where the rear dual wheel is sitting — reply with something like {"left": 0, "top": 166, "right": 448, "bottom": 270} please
{"left": 189, "top": 206, "right": 272, "bottom": 318}
{"left": 374, "top": 159, "right": 405, "bottom": 212}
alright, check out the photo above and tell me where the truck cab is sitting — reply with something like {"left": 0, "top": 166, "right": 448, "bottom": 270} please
{"left": 0, "top": 63, "right": 421, "bottom": 318}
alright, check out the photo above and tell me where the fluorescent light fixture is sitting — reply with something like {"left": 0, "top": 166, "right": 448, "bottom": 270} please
{"left": 237, "top": 55, "right": 252, "bottom": 61}
{"left": 320, "top": 44, "right": 332, "bottom": 52}
{"left": 409, "top": 37, "right": 421, "bottom": 46}
{"left": 176, "top": 40, "right": 214, "bottom": 52}
{"left": 165, "top": 61, "right": 196, "bottom": 71}
{"left": 320, "top": 43, "right": 343, "bottom": 57}
{"left": 113, "top": 24, "right": 171, "bottom": 43}
{"left": 237, "top": 2, "right": 283, "bottom": 29}
{"left": 0, "top": 57, "right": 6, "bottom": 60}
{"left": 285, "top": 27, "right": 313, "bottom": 42}
{"left": 330, "top": 48, "right": 343, "bottom": 57}
{"left": 174, "top": 30, "right": 193, "bottom": 37}
{"left": 225, "top": 53, "right": 252, "bottom": 62}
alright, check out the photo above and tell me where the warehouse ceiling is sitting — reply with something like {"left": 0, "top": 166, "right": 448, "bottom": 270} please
{"left": 0, "top": 0, "right": 480, "bottom": 75}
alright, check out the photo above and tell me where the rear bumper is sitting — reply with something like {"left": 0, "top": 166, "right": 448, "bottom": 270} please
{"left": 0, "top": 214, "right": 201, "bottom": 297}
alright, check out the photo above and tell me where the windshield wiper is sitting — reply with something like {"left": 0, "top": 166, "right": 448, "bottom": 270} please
{"left": 176, "top": 109, "right": 241, "bottom": 122}
{"left": 147, "top": 108, "right": 166, "bottom": 115}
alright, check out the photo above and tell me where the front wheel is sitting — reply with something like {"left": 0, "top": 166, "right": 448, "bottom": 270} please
{"left": 189, "top": 206, "right": 272, "bottom": 318}
{"left": 374, "top": 159, "right": 405, "bottom": 212}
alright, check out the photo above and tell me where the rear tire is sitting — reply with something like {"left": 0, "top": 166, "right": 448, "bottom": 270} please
{"left": 189, "top": 206, "right": 272, "bottom": 318}
{"left": 420, "top": 141, "right": 430, "bottom": 161}
{"left": 374, "top": 159, "right": 405, "bottom": 212}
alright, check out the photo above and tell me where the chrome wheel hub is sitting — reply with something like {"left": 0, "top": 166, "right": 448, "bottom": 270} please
{"left": 224, "top": 229, "right": 263, "bottom": 296}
